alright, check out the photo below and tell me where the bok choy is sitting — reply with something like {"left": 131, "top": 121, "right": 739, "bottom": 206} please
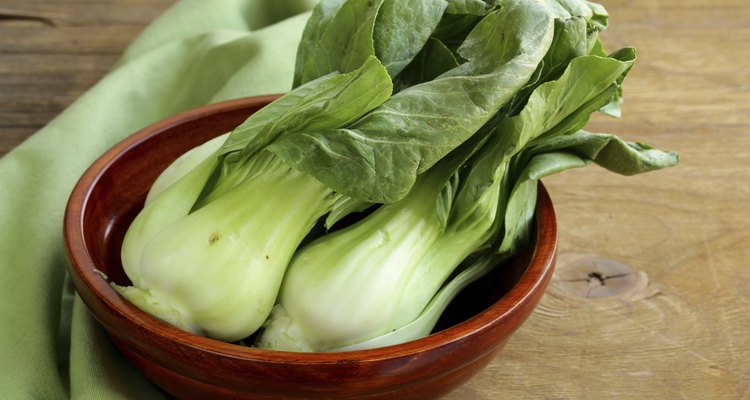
{"left": 116, "top": 0, "right": 678, "bottom": 346}
{"left": 255, "top": 41, "right": 675, "bottom": 352}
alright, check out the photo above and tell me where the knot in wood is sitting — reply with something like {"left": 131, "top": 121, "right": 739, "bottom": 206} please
{"left": 556, "top": 257, "right": 639, "bottom": 299}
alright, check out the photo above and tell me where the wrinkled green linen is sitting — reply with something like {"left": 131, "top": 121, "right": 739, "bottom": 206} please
{"left": 0, "top": 1, "right": 316, "bottom": 398}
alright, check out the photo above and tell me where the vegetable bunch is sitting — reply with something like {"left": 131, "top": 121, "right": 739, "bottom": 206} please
{"left": 115, "top": 0, "right": 678, "bottom": 350}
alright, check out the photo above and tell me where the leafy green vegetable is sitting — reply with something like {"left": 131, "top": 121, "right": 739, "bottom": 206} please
{"left": 117, "top": 0, "right": 678, "bottom": 348}
{"left": 293, "top": 0, "right": 381, "bottom": 86}
{"left": 294, "top": 0, "right": 447, "bottom": 85}
{"left": 116, "top": 55, "right": 391, "bottom": 341}
{"left": 373, "top": 0, "right": 448, "bottom": 78}
{"left": 220, "top": 56, "right": 391, "bottom": 162}
{"left": 118, "top": 152, "right": 338, "bottom": 341}
{"left": 497, "top": 130, "right": 679, "bottom": 257}
{"left": 444, "top": 0, "right": 498, "bottom": 16}
{"left": 392, "top": 37, "right": 459, "bottom": 92}
{"left": 255, "top": 33, "right": 677, "bottom": 351}
{"left": 271, "top": 0, "right": 557, "bottom": 202}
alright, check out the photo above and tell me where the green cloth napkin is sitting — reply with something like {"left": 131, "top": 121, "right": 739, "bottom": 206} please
{"left": 0, "top": 1, "right": 317, "bottom": 397}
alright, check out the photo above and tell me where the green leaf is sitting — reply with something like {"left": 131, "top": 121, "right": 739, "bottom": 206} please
{"left": 585, "top": 0, "right": 609, "bottom": 31}
{"left": 392, "top": 38, "right": 459, "bottom": 92}
{"left": 590, "top": 37, "right": 608, "bottom": 57}
{"left": 544, "top": 17, "right": 591, "bottom": 79}
{"left": 528, "top": 130, "right": 679, "bottom": 174}
{"left": 498, "top": 151, "right": 588, "bottom": 256}
{"left": 200, "top": 56, "right": 391, "bottom": 203}
{"left": 220, "top": 56, "right": 392, "bottom": 163}
{"left": 591, "top": 135, "right": 680, "bottom": 175}
{"left": 444, "top": 0, "right": 497, "bottom": 15}
{"left": 270, "top": 0, "right": 557, "bottom": 203}
{"left": 295, "top": 0, "right": 384, "bottom": 86}
{"left": 542, "top": 0, "right": 608, "bottom": 29}
{"left": 498, "top": 130, "right": 678, "bottom": 255}
{"left": 503, "top": 14, "right": 593, "bottom": 118}
{"left": 454, "top": 52, "right": 635, "bottom": 220}
{"left": 514, "top": 52, "right": 636, "bottom": 143}
{"left": 431, "top": 13, "right": 483, "bottom": 53}
{"left": 293, "top": 0, "right": 347, "bottom": 88}
{"left": 374, "top": 0, "right": 448, "bottom": 78}
{"left": 295, "top": 0, "right": 448, "bottom": 85}
{"left": 596, "top": 47, "right": 637, "bottom": 118}
{"left": 446, "top": 3, "right": 551, "bottom": 75}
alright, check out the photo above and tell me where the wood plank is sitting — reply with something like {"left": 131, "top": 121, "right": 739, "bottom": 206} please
{"left": 447, "top": 0, "right": 750, "bottom": 397}
{"left": 0, "top": 0, "right": 175, "bottom": 156}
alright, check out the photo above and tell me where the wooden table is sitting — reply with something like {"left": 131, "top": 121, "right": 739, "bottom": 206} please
{"left": 2, "top": 0, "right": 748, "bottom": 398}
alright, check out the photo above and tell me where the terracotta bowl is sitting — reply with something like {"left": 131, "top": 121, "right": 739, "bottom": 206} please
{"left": 64, "top": 95, "right": 558, "bottom": 400}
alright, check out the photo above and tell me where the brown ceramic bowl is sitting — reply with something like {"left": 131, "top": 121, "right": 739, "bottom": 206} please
{"left": 64, "top": 95, "right": 558, "bottom": 400}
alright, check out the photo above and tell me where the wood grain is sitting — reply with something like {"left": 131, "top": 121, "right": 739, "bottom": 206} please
{"left": 0, "top": 0, "right": 174, "bottom": 156}
{"left": 447, "top": 0, "right": 750, "bottom": 399}
{"left": 3, "top": 0, "right": 749, "bottom": 399}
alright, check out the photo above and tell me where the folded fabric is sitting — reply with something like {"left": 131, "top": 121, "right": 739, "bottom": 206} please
{"left": 0, "top": 1, "right": 316, "bottom": 398}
